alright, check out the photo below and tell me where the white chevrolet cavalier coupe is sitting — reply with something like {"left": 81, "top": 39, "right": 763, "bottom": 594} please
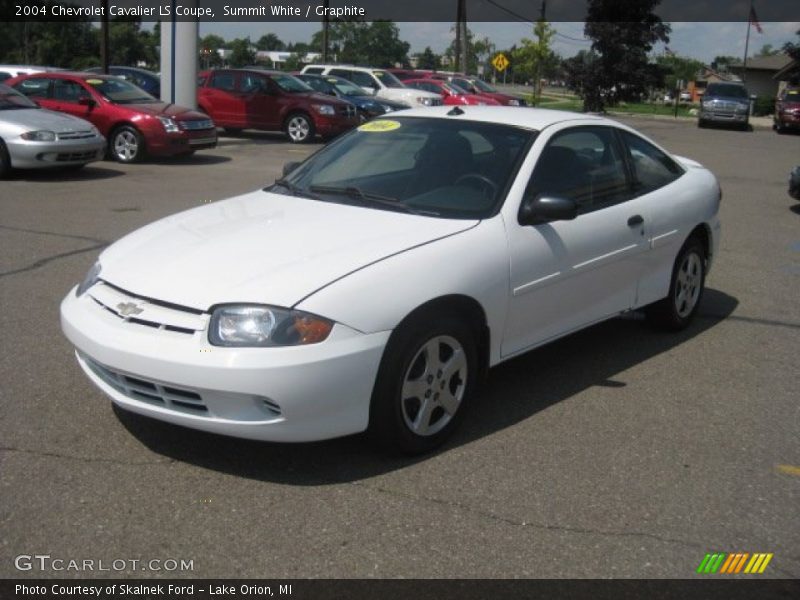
{"left": 61, "top": 107, "right": 721, "bottom": 454}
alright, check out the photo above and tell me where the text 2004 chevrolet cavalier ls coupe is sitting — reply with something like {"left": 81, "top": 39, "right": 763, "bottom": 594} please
{"left": 61, "top": 107, "right": 721, "bottom": 454}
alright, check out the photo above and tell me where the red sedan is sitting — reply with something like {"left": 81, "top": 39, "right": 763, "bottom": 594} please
{"left": 8, "top": 72, "right": 216, "bottom": 163}
{"left": 403, "top": 78, "right": 501, "bottom": 106}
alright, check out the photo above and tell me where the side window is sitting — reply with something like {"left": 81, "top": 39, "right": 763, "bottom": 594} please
{"left": 53, "top": 79, "right": 91, "bottom": 103}
{"left": 421, "top": 82, "right": 439, "bottom": 94}
{"left": 14, "top": 78, "right": 52, "bottom": 99}
{"left": 240, "top": 73, "right": 268, "bottom": 93}
{"left": 621, "top": 132, "right": 683, "bottom": 194}
{"left": 526, "top": 126, "right": 630, "bottom": 213}
{"left": 329, "top": 69, "right": 351, "bottom": 80}
{"left": 350, "top": 71, "right": 378, "bottom": 90}
{"left": 209, "top": 72, "right": 236, "bottom": 92}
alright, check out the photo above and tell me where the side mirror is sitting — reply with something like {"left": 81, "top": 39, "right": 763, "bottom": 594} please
{"left": 78, "top": 97, "right": 96, "bottom": 107}
{"left": 282, "top": 161, "right": 301, "bottom": 177}
{"left": 519, "top": 195, "right": 578, "bottom": 226}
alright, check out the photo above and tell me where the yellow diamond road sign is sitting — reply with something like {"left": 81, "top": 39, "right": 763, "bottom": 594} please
{"left": 492, "top": 53, "right": 509, "bottom": 72}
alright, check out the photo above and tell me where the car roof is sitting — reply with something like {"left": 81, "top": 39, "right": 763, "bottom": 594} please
{"left": 374, "top": 105, "right": 613, "bottom": 131}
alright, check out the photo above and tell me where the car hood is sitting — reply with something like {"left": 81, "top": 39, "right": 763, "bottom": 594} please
{"left": 0, "top": 107, "right": 96, "bottom": 133}
{"left": 378, "top": 88, "right": 439, "bottom": 104}
{"left": 98, "top": 190, "right": 477, "bottom": 312}
{"left": 120, "top": 101, "right": 209, "bottom": 119}
{"left": 703, "top": 95, "right": 749, "bottom": 103}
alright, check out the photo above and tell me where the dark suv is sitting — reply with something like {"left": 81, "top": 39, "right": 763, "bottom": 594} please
{"left": 197, "top": 69, "right": 358, "bottom": 143}
{"left": 698, "top": 82, "right": 751, "bottom": 130}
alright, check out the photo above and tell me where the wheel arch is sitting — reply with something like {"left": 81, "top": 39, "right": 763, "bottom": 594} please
{"left": 389, "top": 294, "right": 491, "bottom": 382}
{"left": 687, "top": 223, "right": 711, "bottom": 263}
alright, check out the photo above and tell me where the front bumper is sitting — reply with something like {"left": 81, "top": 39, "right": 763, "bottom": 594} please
{"left": 60, "top": 286, "right": 390, "bottom": 442}
{"left": 7, "top": 137, "right": 105, "bottom": 169}
{"left": 145, "top": 128, "right": 218, "bottom": 157}
{"left": 699, "top": 109, "right": 748, "bottom": 124}
{"left": 314, "top": 115, "right": 358, "bottom": 137}
{"left": 776, "top": 112, "right": 800, "bottom": 129}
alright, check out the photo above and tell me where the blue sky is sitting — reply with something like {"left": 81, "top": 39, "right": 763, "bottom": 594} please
{"left": 199, "top": 21, "right": 799, "bottom": 64}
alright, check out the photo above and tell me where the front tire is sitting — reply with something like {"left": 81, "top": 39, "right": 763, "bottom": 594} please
{"left": 646, "top": 237, "right": 706, "bottom": 331}
{"left": 109, "top": 126, "right": 145, "bottom": 163}
{"left": 284, "top": 113, "right": 315, "bottom": 144}
{"left": 0, "top": 139, "right": 11, "bottom": 178}
{"left": 368, "top": 313, "right": 478, "bottom": 455}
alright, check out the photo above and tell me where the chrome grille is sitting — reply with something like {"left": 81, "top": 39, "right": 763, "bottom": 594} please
{"left": 179, "top": 119, "right": 215, "bottom": 131}
{"left": 87, "top": 282, "right": 207, "bottom": 335}
{"left": 58, "top": 131, "right": 97, "bottom": 140}
{"left": 337, "top": 105, "right": 357, "bottom": 118}
{"left": 82, "top": 355, "right": 208, "bottom": 413}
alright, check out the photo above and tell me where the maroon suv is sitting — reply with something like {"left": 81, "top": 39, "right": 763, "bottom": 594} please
{"left": 198, "top": 69, "right": 358, "bottom": 143}
{"left": 774, "top": 87, "right": 800, "bottom": 133}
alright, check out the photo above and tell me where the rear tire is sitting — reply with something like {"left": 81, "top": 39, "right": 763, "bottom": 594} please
{"left": 368, "top": 312, "right": 478, "bottom": 455}
{"left": 646, "top": 236, "right": 706, "bottom": 331}
{"left": 0, "top": 139, "right": 11, "bottom": 178}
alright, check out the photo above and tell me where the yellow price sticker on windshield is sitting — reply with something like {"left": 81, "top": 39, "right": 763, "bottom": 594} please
{"left": 358, "top": 120, "right": 401, "bottom": 133}
{"left": 86, "top": 79, "right": 104, "bottom": 85}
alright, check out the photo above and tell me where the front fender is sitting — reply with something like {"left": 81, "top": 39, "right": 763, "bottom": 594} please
{"left": 295, "top": 217, "right": 510, "bottom": 366}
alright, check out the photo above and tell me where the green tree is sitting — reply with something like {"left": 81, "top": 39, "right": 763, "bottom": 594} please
{"left": 782, "top": 29, "right": 800, "bottom": 83}
{"left": 581, "top": 0, "right": 671, "bottom": 111}
{"left": 711, "top": 55, "right": 742, "bottom": 74}
{"left": 228, "top": 37, "right": 256, "bottom": 68}
{"left": 656, "top": 54, "right": 704, "bottom": 91}
{"left": 513, "top": 20, "right": 555, "bottom": 104}
{"left": 445, "top": 28, "right": 493, "bottom": 74}
{"left": 755, "top": 44, "right": 779, "bottom": 57}
{"left": 311, "top": 20, "right": 409, "bottom": 67}
{"left": 256, "top": 33, "right": 286, "bottom": 51}
{"left": 416, "top": 47, "right": 441, "bottom": 70}
{"left": 200, "top": 34, "right": 226, "bottom": 68}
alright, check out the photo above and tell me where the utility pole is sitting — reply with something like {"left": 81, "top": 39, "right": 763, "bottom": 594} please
{"left": 454, "top": 0, "right": 463, "bottom": 73}
{"left": 741, "top": 0, "right": 753, "bottom": 84}
{"left": 321, "top": 0, "right": 329, "bottom": 63}
{"left": 459, "top": 0, "right": 468, "bottom": 75}
{"left": 100, "top": 0, "right": 109, "bottom": 73}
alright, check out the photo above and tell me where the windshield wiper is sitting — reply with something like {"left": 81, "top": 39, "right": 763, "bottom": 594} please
{"left": 269, "top": 179, "right": 320, "bottom": 200}
{"left": 309, "top": 185, "right": 427, "bottom": 214}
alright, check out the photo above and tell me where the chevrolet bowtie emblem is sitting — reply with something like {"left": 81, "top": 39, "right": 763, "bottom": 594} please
{"left": 116, "top": 302, "right": 144, "bottom": 316}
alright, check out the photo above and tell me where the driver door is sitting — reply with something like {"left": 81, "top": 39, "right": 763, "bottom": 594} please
{"left": 502, "top": 125, "right": 650, "bottom": 357}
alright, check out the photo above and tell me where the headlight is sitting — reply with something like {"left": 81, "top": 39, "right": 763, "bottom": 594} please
{"left": 418, "top": 97, "right": 435, "bottom": 106}
{"left": 312, "top": 104, "right": 336, "bottom": 115}
{"left": 21, "top": 130, "right": 56, "bottom": 141}
{"left": 157, "top": 116, "right": 179, "bottom": 132}
{"left": 507, "top": 99, "right": 520, "bottom": 106}
{"left": 381, "top": 105, "right": 394, "bottom": 113}
{"left": 209, "top": 305, "right": 334, "bottom": 347}
{"left": 76, "top": 262, "right": 102, "bottom": 297}
{"left": 736, "top": 102, "right": 750, "bottom": 112}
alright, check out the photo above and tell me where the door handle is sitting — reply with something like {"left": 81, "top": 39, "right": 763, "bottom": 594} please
{"left": 627, "top": 215, "right": 644, "bottom": 227}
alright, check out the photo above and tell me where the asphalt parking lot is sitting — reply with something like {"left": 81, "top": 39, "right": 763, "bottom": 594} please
{"left": 1, "top": 118, "right": 798, "bottom": 579}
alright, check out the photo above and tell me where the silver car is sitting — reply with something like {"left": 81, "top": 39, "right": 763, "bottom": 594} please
{"left": 0, "top": 83, "right": 105, "bottom": 177}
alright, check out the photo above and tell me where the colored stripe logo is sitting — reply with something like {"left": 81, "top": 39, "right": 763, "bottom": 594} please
{"left": 697, "top": 552, "right": 773, "bottom": 574}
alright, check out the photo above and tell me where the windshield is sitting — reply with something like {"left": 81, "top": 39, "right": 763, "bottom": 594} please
{"left": 272, "top": 73, "right": 313, "bottom": 93}
{"left": 373, "top": 70, "right": 405, "bottom": 89}
{"left": 782, "top": 89, "right": 799, "bottom": 101}
{"left": 0, "top": 83, "right": 38, "bottom": 109}
{"left": 329, "top": 77, "right": 369, "bottom": 96}
{"left": 706, "top": 84, "right": 748, "bottom": 99}
{"left": 86, "top": 77, "right": 156, "bottom": 104}
{"left": 473, "top": 79, "right": 497, "bottom": 93}
{"left": 273, "top": 117, "right": 536, "bottom": 219}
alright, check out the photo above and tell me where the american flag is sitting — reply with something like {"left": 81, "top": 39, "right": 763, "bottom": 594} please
{"left": 749, "top": 6, "right": 763, "bottom": 34}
